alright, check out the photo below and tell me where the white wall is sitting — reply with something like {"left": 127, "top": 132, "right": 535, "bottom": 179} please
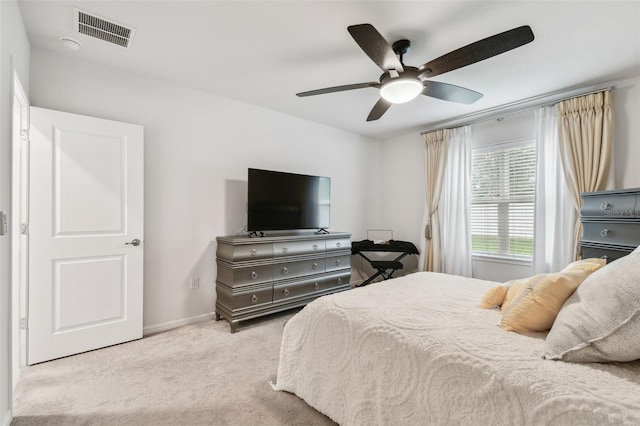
{"left": 379, "top": 132, "right": 425, "bottom": 247}
{"left": 611, "top": 78, "right": 640, "bottom": 188}
{"left": 375, "top": 132, "right": 424, "bottom": 276}
{"left": 337, "top": 131, "right": 426, "bottom": 280}
{"left": 0, "top": 1, "right": 30, "bottom": 424}
{"left": 380, "top": 77, "right": 640, "bottom": 282}
{"left": 29, "top": 48, "right": 382, "bottom": 330}
{"left": 471, "top": 111, "right": 535, "bottom": 148}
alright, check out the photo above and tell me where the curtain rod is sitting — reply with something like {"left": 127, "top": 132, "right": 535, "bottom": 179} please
{"left": 420, "top": 83, "right": 617, "bottom": 135}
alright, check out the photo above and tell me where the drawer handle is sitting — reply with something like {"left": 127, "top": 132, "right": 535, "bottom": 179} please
{"left": 313, "top": 244, "right": 319, "bottom": 250}
{"left": 600, "top": 202, "right": 610, "bottom": 210}
{"left": 336, "top": 242, "right": 342, "bottom": 248}
{"left": 312, "top": 262, "right": 318, "bottom": 270}
{"left": 600, "top": 229, "right": 609, "bottom": 238}
{"left": 251, "top": 271, "right": 258, "bottom": 280}
{"left": 337, "top": 278, "right": 342, "bottom": 284}
{"left": 283, "top": 289, "right": 290, "bottom": 296}
{"left": 251, "top": 294, "right": 258, "bottom": 303}
{"left": 282, "top": 247, "right": 288, "bottom": 253}
{"left": 251, "top": 248, "right": 257, "bottom": 256}
{"left": 335, "top": 259, "right": 341, "bottom": 266}
{"left": 601, "top": 255, "right": 609, "bottom": 260}
{"left": 314, "top": 282, "right": 320, "bottom": 290}
{"left": 282, "top": 267, "right": 289, "bottom": 275}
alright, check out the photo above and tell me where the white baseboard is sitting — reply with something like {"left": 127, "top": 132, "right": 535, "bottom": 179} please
{"left": 2, "top": 409, "right": 12, "bottom": 426}
{"left": 143, "top": 312, "right": 216, "bottom": 336}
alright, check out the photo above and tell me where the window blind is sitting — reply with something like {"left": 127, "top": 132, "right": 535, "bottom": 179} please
{"left": 471, "top": 141, "right": 536, "bottom": 259}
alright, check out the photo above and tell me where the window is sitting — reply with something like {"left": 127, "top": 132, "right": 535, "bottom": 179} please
{"left": 471, "top": 140, "right": 536, "bottom": 259}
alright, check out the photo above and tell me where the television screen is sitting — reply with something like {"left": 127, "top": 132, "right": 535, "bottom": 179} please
{"left": 247, "top": 168, "right": 330, "bottom": 231}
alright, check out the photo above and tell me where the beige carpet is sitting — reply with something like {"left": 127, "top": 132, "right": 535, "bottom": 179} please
{"left": 11, "top": 312, "right": 335, "bottom": 426}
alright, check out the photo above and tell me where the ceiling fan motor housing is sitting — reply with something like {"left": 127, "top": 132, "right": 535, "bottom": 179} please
{"left": 392, "top": 39, "right": 411, "bottom": 57}
{"left": 380, "top": 66, "right": 421, "bottom": 83}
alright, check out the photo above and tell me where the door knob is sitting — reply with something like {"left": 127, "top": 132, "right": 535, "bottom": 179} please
{"left": 125, "top": 238, "right": 141, "bottom": 246}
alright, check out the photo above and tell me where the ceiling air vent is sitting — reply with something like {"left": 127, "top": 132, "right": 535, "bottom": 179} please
{"left": 74, "top": 8, "right": 136, "bottom": 49}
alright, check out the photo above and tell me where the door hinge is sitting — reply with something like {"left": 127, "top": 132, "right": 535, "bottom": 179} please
{"left": 0, "top": 211, "right": 7, "bottom": 236}
{"left": 20, "top": 318, "right": 28, "bottom": 330}
{"left": 20, "top": 223, "right": 29, "bottom": 235}
{"left": 21, "top": 129, "right": 29, "bottom": 143}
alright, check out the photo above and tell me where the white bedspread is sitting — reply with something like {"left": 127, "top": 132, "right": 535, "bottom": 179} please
{"left": 275, "top": 272, "right": 640, "bottom": 425}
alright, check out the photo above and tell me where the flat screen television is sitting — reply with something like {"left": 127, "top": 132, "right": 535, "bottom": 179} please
{"left": 247, "top": 168, "right": 330, "bottom": 232}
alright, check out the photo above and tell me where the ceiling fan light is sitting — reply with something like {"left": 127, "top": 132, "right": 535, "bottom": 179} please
{"left": 380, "top": 78, "right": 423, "bottom": 104}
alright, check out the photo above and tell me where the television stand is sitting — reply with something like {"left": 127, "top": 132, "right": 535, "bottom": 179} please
{"left": 215, "top": 232, "right": 352, "bottom": 332}
{"left": 247, "top": 230, "right": 265, "bottom": 238}
{"left": 315, "top": 228, "right": 329, "bottom": 234}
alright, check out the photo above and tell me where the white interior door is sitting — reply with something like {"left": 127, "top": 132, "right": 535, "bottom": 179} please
{"left": 28, "top": 107, "right": 144, "bottom": 364}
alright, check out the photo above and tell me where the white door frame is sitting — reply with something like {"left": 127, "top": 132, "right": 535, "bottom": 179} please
{"left": 11, "top": 71, "right": 29, "bottom": 387}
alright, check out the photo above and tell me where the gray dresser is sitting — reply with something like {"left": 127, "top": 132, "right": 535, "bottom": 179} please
{"left": 581, "top": 188, "right": 640, "bottom": 262}
{"left": 215, "top": 232, "right": 351, "bottom": 332}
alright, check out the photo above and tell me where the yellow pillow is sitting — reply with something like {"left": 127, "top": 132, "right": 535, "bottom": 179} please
{"left": 478, "top": 259, "right": 605, "bottom": 313}
{"left": 500, "top": 258, "right": 605, "bottom": 333}
{"left": 561, "top": 257, "right": 606, "bottom": 274}
{"left": 479, "top": 285, "right": 509, "bottom": 309}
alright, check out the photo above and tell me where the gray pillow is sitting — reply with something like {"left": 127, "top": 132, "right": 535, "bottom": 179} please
{"left": 543, "top": 250, "right": 640, "bottom": 362}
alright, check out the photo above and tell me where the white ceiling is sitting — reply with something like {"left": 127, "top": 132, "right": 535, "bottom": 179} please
{"left": 17, "top": 1, "right": 640, "bottom": 140}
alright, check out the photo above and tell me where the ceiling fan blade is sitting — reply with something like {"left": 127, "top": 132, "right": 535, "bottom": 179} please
{"left": 422, "top": 81, "right": 483, "bottom": 104}
{"left": 366, "top": 98, "right": 392, "bottom": 121}
{"left": 348, "top": 24, "right": 404, "bottom": 72}
{"left": 418, "top": 26, "right": 534, "bottom": 78}
{"left": 296, "top": 82, "right": 379, "bottom": 97}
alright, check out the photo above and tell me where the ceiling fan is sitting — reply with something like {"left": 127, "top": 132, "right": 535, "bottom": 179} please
{"left": 296, "top": 24, "right": 534, "bottom": 121}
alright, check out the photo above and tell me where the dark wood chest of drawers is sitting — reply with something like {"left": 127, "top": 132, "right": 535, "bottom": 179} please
{"left": 580, "top": 188, "right": 640, "bottom": 263}
{"left": 215, "top": 232, "right": 351, "bottom": 332}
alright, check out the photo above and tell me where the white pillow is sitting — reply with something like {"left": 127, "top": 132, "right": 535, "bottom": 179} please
{"left": 543, "top": 251, "right": 640, "bottom": 362}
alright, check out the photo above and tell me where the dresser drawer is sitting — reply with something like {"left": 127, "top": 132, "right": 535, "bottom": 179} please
{"left": 324, "top": 270, "right": 351, "bottom": 289}
{"left": 273, "top": 276, "right": 324, "bottom": 302}
{"left": 582, "top": 221, "right": 640, "bottom": 247}
{"left": 274, "top": 239, "right": 325, "bottom": 257}
{"left": 581, "top": 245, "right": 634, "bottom": 264}
{"left": 216, "top": 261, "right": 273, "bottom": 287}
{"left": 216, "top": 240, "right": 273, "bottom": 262}
{"left": 582, "top": 193, "right": 640, "bottom": 219}
{"left": 580, "top": 241, "right": 633, "bottom": 263}
{"left": 216, "top": 284, "right": 272, "bottom": 310}
{"left": 326, "top": 237, "right": 351, "bottom": 252}
{"left": 273, "top": 258, "right": 325, "bottom": 280}
{"left": 325, "top": 253, "right": 351, "bottom": 272}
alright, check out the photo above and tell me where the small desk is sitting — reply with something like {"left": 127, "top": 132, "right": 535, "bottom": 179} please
{"left": 351, "top": 239, "right": 420, "bottom": 286}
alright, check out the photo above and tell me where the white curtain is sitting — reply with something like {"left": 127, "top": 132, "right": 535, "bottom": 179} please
{"left": 533, "top": 106, "right": 576, "bottom": 273}
{"left": 440, "top": 126, "right": 472, "bottom": 277}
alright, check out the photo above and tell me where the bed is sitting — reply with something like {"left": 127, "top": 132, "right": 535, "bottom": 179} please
{"left": 275, "top": 271, "right": 640, "bottom": 425}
